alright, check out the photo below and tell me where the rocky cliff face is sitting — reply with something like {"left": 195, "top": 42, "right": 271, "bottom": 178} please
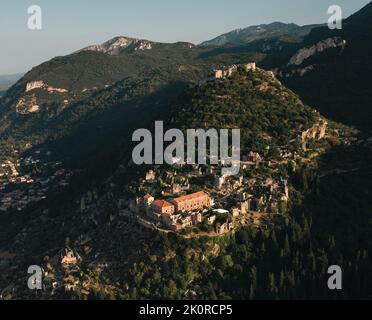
{"left": 11, "top": 81, "right": 69, "bottom": 115}
{"left": 80, "top": 37, "right": 135, "bottom": 55}
{"left": 26, "top": 81, "right": 45, "bottom": 92}
{"left": 279, "top": 1, "right": 372, "bottom": 131}
{"left": 287, "top": 37, "right": 346, "bottom": 67}
{"left": 276, "top": 37, "right": 347, "bottom": 78}
{"left": 79, "top": 37, "right": 155, "bottom": 55}
{"left": 25, "top": 81, "right": 68, "bottom": 94}
{"left": 15, "top": 94, "right": 40, "bottom": 114}
{"left": 301, "top": 119, "right": 328, "bottom": 150}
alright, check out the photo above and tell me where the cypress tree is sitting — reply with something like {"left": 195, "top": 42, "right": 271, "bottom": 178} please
{"left": 283, "top": 233, "right": 290, "bottom": 257}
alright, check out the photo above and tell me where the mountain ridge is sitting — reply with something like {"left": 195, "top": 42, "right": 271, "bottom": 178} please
{"left": 278, "top": 0, "right": 372, "bottom": 131}
{"left": 78, "top": 36, "right": 196, "bottom": 55}
{"left": 199, "top": 22, "right": 321, "bottom": 47}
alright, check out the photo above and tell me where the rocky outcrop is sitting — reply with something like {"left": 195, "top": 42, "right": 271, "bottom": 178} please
{"left": 16, "top": 95, "right": 40, "bottom": 114}
{"left": 281, "top": 65, "right": 315, "bottom": 78}
{"left": 288, "top": 37, "right": 346, "bottom": 66}
{"left": 47, "top": 86, "right": 68, "bottom": 93}
{"left": 82, "top": 37, "right": 132, "bottom": 55}
{"left": 25, "top": 81, "right": 68, "bottom": 94}
{"left": 301, "top": 119, "right": 328, "bottom": 141}
{"left": 135, "top": 41, "right": 152, "bottom": 51}
{"left": 26, "top": 81, "right": 45, "bottom": 92}
{"left": 301, "top": 119, "right": 328, "bottom": 150}
{"left": 80, "top": 37, "right": 154, "bottom": 55}
{"left": 278, "top": 37, "right": 346, "bottom": 78}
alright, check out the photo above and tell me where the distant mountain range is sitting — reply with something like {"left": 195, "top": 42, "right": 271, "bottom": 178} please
{"left": 199, "top": 22, "right": 321, "bottom": 47}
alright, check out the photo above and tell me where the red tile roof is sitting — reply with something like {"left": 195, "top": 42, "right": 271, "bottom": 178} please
{"left": 151, "top": 200, "right": 174, "bottom": 209}
{"left": 173, "top": 191, "right": 209, "bottom": 204}
{"left": 143, "top": 194, "right": 153, "bottom": 200}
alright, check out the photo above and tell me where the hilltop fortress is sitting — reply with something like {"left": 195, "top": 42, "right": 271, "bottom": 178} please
{"left": 198, "top": 62, "right": 277, "bottom": 87}
{"left": 213, "top": 62, "right": 256, "bottom": 79}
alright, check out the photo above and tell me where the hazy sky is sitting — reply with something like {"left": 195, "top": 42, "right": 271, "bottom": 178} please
{"left": 0, "top": 0, "right": 370, "bottom": 74}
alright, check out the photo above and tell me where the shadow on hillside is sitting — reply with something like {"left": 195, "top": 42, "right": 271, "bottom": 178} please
{"left": 291, "top": 142, "right": 372, "bottom": 297}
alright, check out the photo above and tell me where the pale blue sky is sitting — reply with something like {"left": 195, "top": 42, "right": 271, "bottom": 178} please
{"left": 0, "top": 0, "right": 370, "bottom": 74}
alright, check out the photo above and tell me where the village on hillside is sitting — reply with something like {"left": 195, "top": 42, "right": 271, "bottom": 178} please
{"left": 117, "top": 62, "right": 331, "bottom": 237}
{"left": 0, "top": 150, "right": 74, "bottom": 212}
{"left": 0, "top": 62, "right": 333, "bottom": 236}
{"left": 127, "top": 152, "right": 290, "bottom": 237}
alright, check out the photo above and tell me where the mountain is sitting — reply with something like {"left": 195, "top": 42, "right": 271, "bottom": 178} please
{"left": 78, "top": 36, "right": 156, "bottom": 55}
{"left": 1, "top": 66, "right": 356, "bottom": 300}
{"left": 169, "top": 67, "right": 320, "bottom": 151}
{"left": 0, "top": 53, "right": 199, "bottom": 174}
{"left": 1, "top": 2, "right": 372, "bottom": 301}
{"left": 198, "top": 2, "right": 372, "bottom": 132}
{"left": 199, "top": 22, "right": 319, "bottom": 47}
{"left": 0, "top": 36, "right": 267, "bottom": 162}
{"left": 0, "top": 36, "right": 269, "bottom": 195}
{"left": 78, "top": 36, "right": 197, "bottom": 55}
{"left": 278, "top": 1, "right": 372, "bottom": 131}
